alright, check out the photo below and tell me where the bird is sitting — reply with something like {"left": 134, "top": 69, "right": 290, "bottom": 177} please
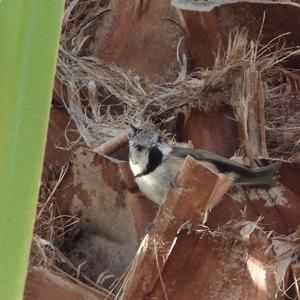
{"left": 128, "top": 125, "right": 281, "bottom": 205}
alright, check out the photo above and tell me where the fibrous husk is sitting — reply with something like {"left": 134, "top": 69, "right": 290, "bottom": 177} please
{"left": 271, "top": 227, "right": 300, "bottom": 290}
{"left": 29, "top": 162, "right": 115, "bottom": 296}
{"left": 171, "top": 0, "right": 300, "bottom": 12}
{"left": 30, "top": 164, "right": 78, "bottom": 269}
{"left": 265, "top": 80, "right": 300, "bottom": 160}
{"left": 57, "top": 0, "right": 300, "bottom": 161}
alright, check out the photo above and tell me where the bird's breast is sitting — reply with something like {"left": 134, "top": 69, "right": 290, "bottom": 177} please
{"left": 135, "top": 156, "right": 183, "bottom": 205}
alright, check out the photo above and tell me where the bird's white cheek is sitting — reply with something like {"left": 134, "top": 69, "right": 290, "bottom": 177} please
{"left": 129, "top": 159, "right": 144, "bottom": 176}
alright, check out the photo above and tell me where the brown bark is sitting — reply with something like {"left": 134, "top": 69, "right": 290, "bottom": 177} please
{"left": 120, "top": 155, "right": 233, "bottom": 299}
{"left": 24, "top": 268, "right": 113, "bottom": 300}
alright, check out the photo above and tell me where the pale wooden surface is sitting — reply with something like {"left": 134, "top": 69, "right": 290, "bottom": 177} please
{"left": 24, "top": 268, "right": 113, "bottom": 300}
{"left": 120, "top": 155, "right": 232, "bottom": 299}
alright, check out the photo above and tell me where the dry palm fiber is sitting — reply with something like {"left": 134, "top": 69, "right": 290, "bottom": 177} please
{"left": 29, "top": 163, "right": 114, "bottom": 295}
{"left": 56, "top": 0, "right": 300, "bottom": 161}
{"left": 30, "top": 164, "right": 78, "bottom": 268}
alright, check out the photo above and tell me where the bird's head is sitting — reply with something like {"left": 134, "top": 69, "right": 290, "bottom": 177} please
{"left": 128, "top": 125, "right": 171, "bottom": 175}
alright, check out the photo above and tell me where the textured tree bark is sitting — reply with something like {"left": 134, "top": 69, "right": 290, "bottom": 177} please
{"left": 24, "top": 268, "right": 113, "bottom": 300}
{"left": 120, "top": 155, "right": 233, "bottom": 299}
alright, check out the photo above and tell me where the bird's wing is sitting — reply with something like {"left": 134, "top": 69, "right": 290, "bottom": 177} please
{"left": 170, "top": 147, "right": 257, "bottom": 177}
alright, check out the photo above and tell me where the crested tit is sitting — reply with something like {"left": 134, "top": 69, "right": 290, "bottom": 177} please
{"left": 128, "top": 126, "right": 281, "bottom": 205}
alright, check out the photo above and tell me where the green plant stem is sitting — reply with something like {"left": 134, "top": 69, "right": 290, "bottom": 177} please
{"left": 0, "top": 1, "right": 64, "bottom": 299}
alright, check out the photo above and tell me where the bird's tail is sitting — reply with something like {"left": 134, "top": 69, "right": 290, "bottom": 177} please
{"left": 234, "top": 161, "right": 281, "bottom": 187}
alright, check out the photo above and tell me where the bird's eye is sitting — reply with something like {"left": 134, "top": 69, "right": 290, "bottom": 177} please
{"left": 135, "top": 144, "right": 144, "bottom": 152}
